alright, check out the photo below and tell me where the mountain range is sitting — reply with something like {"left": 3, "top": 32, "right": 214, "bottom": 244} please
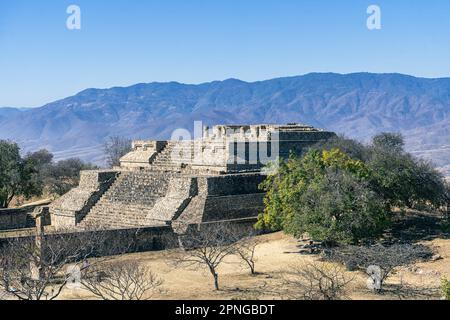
{"left": 1, "top": 73, "right": 449, "bottom": 175}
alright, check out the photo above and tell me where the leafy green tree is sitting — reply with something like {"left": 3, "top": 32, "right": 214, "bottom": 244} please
{"left": 369, "top": 134, "right": 446, "bottom": 208}
{"left": 45, "top": 158, "right": 97, "bottom": 196}
{"left": 289, "top": 170, "right": 388, "bottom": 245}
{"left": 23, "top": 149, "right": 54, "bottom": 196}
{"left": 0, "top": 141, "right": 43, "bottom": 208}
{"left": 313, "top": 133, "right": 447, "bottom": 210}
{"left": 257, "top": 149, "right": 389, "bottom": 245}
{"left": 372, "top": 132, "right": 404, "bottom": 152}
{"left": 25, "top": 149, "right": 54, "bottom": 168}
{"left": 24, "top": 150, "right": 97, "bottom": 196}
{"left": 261, "top": 133, "right": 448, "bottom": 246}
{"left": 311, "top": 135, "right": 369, "bottom": 162}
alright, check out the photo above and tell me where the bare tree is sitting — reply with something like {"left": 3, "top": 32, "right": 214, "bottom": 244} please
{"left": 0, "top": 218, "right": 136, "bottom": 300}
{"left": 103, "top": 136, "right": 132, "bottom": 168}
{"left": 81, "top": 261, "right": 163, "bottom": 300}
{"left": 234, "top": 235, "right": 262, "bottom": 275}
{"left": 324, "top": 244, "right": 433, "bottom": 293}
{"left": 282, "top": 262, "right": 353, "bottom": 300}
{"left": 0, "top": 290, "right": 7, "bottom": 300}
{"left": 0, "top": 233, "right": 98, "bottom": 300}
{"left": 172, "top": 223, "right": 238, "bottom": 291}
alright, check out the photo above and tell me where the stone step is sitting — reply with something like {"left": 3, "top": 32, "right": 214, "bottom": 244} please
{"left": 89, "top": 203, "right": 154, "bottom": 212}
{"left": 81, "top": 212, "right": 148, "bottom": 223}
{"left": 78, "top": 170, "right": 180, "bottom": 229}
{"left": 82, "top": 217, "right": 147, "bottom": 225}
{"left": 87, "top": 209, "right": 149, "bottom": 217}
{"left": 149, "top": 142, "right": 196, "bottom": 166}
{"left": 79, "top": 213, "right": 166, "bottom": 229}
{"left": 97, "top": 172, "right": 172, "bottom": 206}
{"left": 87, "top": 210, "right": 152, "bottom": 219}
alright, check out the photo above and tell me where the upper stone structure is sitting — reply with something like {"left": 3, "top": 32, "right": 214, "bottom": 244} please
{"left": 120, "top": 123, "right": 335, "bottom": 174}
{"left": 50, "top": 123, "right": 335, "bottom": 232}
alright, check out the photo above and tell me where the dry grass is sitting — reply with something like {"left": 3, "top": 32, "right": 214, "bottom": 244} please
{"left": 57, "top": 232, "right": 449, "bottom": 300}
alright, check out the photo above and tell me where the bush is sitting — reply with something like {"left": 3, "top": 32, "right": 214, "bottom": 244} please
{"left": 290, "top": 170, "right": 388, "bottom": 245}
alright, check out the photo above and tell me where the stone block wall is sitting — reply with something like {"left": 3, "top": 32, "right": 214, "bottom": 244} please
{"left": 1, "top": 218, "right": 259, "bottom": 256}
{"left": 174, "top": 174, "right": 266, "bottom": 227}
{"left": 0, "top": 226, "right": 180, "bottom": 254}
{"left": 202, "top": 194, "right": 264, "bottom": 222}
{"left": 0, "top": 202, "right": 52, "bottom": 231}
{"left": 205, "top": 174, "right": 265, "bottom": 196}
{"left": 50, "top": 171, "right": 118, "bottom": 228}
{"left": 0, "top": 208, "right": 28, "bottom": 230}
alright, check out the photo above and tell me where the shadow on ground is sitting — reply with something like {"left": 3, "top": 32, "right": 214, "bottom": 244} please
{"left": 386, "top": 210, "right": 449, "bottom": 243}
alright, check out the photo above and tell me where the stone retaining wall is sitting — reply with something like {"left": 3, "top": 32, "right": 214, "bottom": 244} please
{"left": 0, "top": 201, "right": 52, "bottom": 231}
{"left": 0, "top": 218, "right": 259, "bottom": 256}
{"left": 0, "top": 208, "right": 28, "bottom": 230}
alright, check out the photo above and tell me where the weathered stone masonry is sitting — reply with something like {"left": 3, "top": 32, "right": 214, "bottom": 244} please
{"left": 49, "top": 124, "right": 335, "bottom": 236}
{"left": 0, "top": 202, "right": 51, "bottom": 231}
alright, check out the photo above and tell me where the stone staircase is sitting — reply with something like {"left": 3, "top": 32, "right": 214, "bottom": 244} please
{"left": 151, "top": 141, "right": 195, "bottom": 168}
{"left": 78, "top": 171, "right": 173, "bottom": 229}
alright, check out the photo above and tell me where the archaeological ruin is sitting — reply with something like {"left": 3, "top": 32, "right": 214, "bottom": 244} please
{"left": 48, "top": 124, "right": 335, "bottom": 237}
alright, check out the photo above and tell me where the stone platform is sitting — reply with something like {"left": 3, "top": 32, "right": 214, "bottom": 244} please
{"left": 49, "top": 124, "right": 335, "bottom": 233}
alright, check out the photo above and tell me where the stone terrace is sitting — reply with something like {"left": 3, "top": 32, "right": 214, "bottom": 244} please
{"left": 50, "top": 124, "right": 335, "bottom": 232}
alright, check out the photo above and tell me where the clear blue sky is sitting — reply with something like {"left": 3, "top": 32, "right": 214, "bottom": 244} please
{"left": 1, "top": 0, "right": 450, "bottom": 107}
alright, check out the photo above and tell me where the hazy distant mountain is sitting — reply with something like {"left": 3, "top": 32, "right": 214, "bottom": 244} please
{"left": 0, "top": 107, "right": 24, "bottom": 120}
{"left": 1, "top": 73, "right": 449, "bottom": 173}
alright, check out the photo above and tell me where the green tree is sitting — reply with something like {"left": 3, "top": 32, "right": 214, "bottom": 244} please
{"left": 372, "top": 132, "right": 404, "bottom": 152}
{"left": 24, "top": 150, "right": 97, "bottom": 196}
{"left": 311, "top": 135, "right": 369, "bottom": 162}
{"left": 0, "top": 141, "right": 43, "bottom": 208}
{"left": 257, "top": 149, "right": 389, "bottom": 245}
{"left": 312, "top": 133, "right": 447, "bottom": 210}
{"left": 294, "top": 170, "right": 388, "bottom": 245}
{"left": 45, "top": 158, "right": 97, "bottom": 196}
{"left": 369, "top": 133, "right": 446, "bottom": 208}
{"left": 25, "top": 149, "right": 54, "bottom": 168}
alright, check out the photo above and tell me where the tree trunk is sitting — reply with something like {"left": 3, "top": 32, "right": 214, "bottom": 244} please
{"left": 250, "top": 262, "right": 255, "bottom": 275}
{"left": 245, "top": 260, "right": 256, "bottom": 275}
{"left": 213, "top": 273, "right": 219, "bottom": 291}
{"left": 208, "top": 265, "right": 220, "bottom": 290}
{"left": 6, "top": 192, "right": 15, "bottom": 208}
